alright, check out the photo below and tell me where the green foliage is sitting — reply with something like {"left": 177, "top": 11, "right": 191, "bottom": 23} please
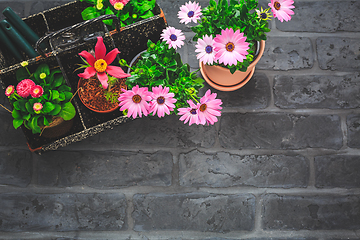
{"left": 104, "top": 91, "right": 120, "bottom": 104}
{"left": 191, "top": 0, "right": 270, "bottom": 72}
{"left": 7, "top": 64, "right": 76, "bottom": 134}
{"left": 125, "top": 40, "right": 204, "bottom": 111}
{"left": 80, "top": 0, "right": 157, "bottom": 29}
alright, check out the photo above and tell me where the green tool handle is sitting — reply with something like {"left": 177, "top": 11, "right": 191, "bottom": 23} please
{"left": 0, "top": 27, "right": 23, "bottom": 61}
{"left": 0, "top": 20, "right": 38, "bottom": 59}
{"left": 2, "top": 7, "right": 44, "bottom": 48}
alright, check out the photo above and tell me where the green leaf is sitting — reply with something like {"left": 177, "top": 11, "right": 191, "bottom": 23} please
{"left": 16, "top": 68, "right": 30, "bottom": 82}
{"left": 81, "top": 6, "right": 101, "bottom": 21}
{"left": 52, "top": 90, "right": 60, "bottom": 101}
{"left": 12, "top": 109, "right": 22, "bottom": 119}
{"left": 25, "top": 102, "right": 34, "bottom": 114}
{"left": 63, "top": 92, "right": 73, "bottom": 102}
{"left": 42, "top": 102, "right": 55, "bottom": 113}
{"left": 58, "top": 85, "right": 72, "bottom": 92}
{"left": 43, "top": 116, "right": 50, "bottom": 126}
{"left": 22, "top": 114, "right": 31, "bottom": 121}
{"left": 30, "top": 116, "right": 41, "bottom": 134}
{"left": 52, "top": 74, "right": 64, "bottom": 88}
{"left": 49, "top": 104, "right": 62, "bottom": 116}
{"left": 120, "top": 12, "right": 130, "bottom": 21}
{"left": 140, "top": 10, "right": 154, "bottom": 19}
{"left": 13, "top": 100, "right": 26, "bottom": 112}
{"left": 58, "top": 102, "right": 76, "bottom": 121}
{"left": 58, "top": 92, "right": 66, "bottom": 101}
{"left": 13, "top": 119, "right": 23, "bottom": 129}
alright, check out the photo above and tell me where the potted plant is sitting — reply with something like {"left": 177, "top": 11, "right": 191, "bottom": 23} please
{"left": 79, "top": 0, "right": 158, "bottom": 28}
{"left": 76, "top": 36, "right": 131, "bottom": 113}
{"left": 3, "top": 61, "right": 76, "bottom": 137}
{"left": 177, "top": 0, "right": 295, "bottom": 91}
{"left": 119, "top": 26, "right": 222, "bottom": 126}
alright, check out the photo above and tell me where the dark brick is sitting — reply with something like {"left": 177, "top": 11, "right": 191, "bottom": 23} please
{"left": 37, "top": 150, "right": 173, "bottom": 188}
{"left": 0, "top": 113, "right": 28, "bottom": 147}
{"left": 0, "top": 193, "right": 127, "bottom": 231}
{"left": 276, "top": 1, "right": 360, "bottom": 33}
{"left": 179, "top": 150, "right": 309, "bottom": 188}
{"left": 347, "top": 114, "right": 360, "bottom": 148}
{"left": 95, "top": 114, "right": 217, "bottom": 148}
{"left": 210, "top": 72, "right": 271, "bottom": 109}
{"left": 317, "top": 37, "right": 360, "bottom": 71}
{"left": 262, "top": 194, "right": 360, "bottom": 230}
{"left": 0, "top": 150, "right": 32, "bottom": 187}
{"left": 29, "top": 1, "right": 73, "bottom": 16}
{"left": 274, "top": 74, "right": 360, "bottom": 109}
{"left": 219, "top": 113, "right": 343, "bottom": 150}
{"left": 257, "top": 37, "right": 313, "bottom": 71}
{"left": 133, "top": 193, "right": 255, "bottom": 232}
{"left": 315, "top": 155, "right": 360, "bottom": 188}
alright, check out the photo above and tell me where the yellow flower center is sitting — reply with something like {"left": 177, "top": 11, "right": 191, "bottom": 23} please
{"left": 226, "top": 42, "right": 235, "bottom": 52}
{"left": 94, "top": 59, "right": 107, "bottom": 73}
{"left": 274, "top": 1, "right": 281, "bottom": 10}
{"left": 33, "top": 88, "right": 40, "bottom": 94}
{"left": 114, "top": 2, "right": 124, "bottom": 10}
{"left": 132, "top": 94, "right": 142, "bottom": 103}
{"left": 6, "top": 87, "right": 13, "bottom": 95}
{"left": 199, "top": 103, "right": 207, "bottom": 112}
{"left": 40, "top": 73, "right": 47, "bottom": 79}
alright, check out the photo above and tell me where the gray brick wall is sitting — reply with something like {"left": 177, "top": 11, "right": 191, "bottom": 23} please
{"left": 1, "top": 0, "right": 360, "bottom": 239}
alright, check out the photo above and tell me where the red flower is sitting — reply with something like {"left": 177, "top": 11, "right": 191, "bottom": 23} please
{"left": 16, "top": 79, "right": 35, "bottom": 98}
{"left": 30, "top": 85, "right": 44, "bottom": 98}
{"left": 78, "top": 37, "right": 131, "bottom": 89}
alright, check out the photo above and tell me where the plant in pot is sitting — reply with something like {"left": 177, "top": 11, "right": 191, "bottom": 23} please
{"left": 76, "top": 36, "right": 131, "bottom": 113}
{"left": 4, "top": 62, "right": 76, "bottom": 137}
{"left": 118, "top": 26, "right": 222, "bottom": 126}
{"left": 177, "top": 0, "right": 295, "bottom": 91}
{"left": 80, "top": 0, "right": 157, "bottom": 28}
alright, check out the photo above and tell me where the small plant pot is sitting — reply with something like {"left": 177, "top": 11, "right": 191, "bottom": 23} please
{"left": 200, "top": 40, "right": 265, "bottom": 91}
{"left": 77, "top": 76, "right": 127, "bottom": 113}
{"left": 40, "top": 116, "right": 74, "bottom": 139}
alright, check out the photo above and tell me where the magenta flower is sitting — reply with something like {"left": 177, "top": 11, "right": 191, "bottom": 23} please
{"left": 268, "top": 0, "right": 295, "bottom": 22}
{"left": 118, "top": 85, "right": 152, "bottom": 119}
{"left": 195, "top": 35, "right": 216, "bottom": 65}
{"left": 178, "top": 1, "right": 202, "bottom": 24}
{"left": 214, "top": 28, "right": 250, "bottom": 66}
{"left": 160, "top": 26, "right": 185, "bottom": 50}
{"left": 78, "top": 36, "right": 131, "bottom": 89}
{"left": 33, "top": 102, "right": 43, "bottom": 112}
{"left": 178, "top": 100, "right": 200, "bottom": 126}
{"left": 110, "top": 0, "right": 130, "bottom": 10}
{"left": 16, "top": 79, "right": 35, "bottom": 98}
{"left": 197, "top": 89, "right": 222, "bottom": 125}
{"left": 5, "top": 85, "right": 14, "bottom": 97}
{"left": 30, "top": 85, "right": 44, "bottom": 98}
{"left": 150, "top": 85, "right": 177, "bottom": 118}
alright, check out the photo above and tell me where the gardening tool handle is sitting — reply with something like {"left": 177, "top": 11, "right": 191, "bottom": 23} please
{"left": 35, "top": 14, "right": 120, "bottom": 57}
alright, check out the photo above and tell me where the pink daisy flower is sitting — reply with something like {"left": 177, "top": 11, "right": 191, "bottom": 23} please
{"left": 214, "top": 28, "right": 250, "bottom": 66}
{"left": 178, "top": 1, "right": 202, "bottom": 24}
{"left": 150, "top": 85, "right": 177, "bottom": 118}
{"left": 268, "top": 0, "right": 295, "bottom": 22}
{"left": 16, "top": 79, "right": 35, "bottom": 98}
{"left": 78, "top": 36, "right": 131, "bottom": 89}
{"left": 33, "top": 102, "right": 43, "bottom": 112}
{"left": 109, "top": 0, "right": 130, "bottom": 7}
{"left": 30, "top": 85, "right": 44, "bottom": 98}
{"left": 118, "top": 85, "right": 152, "bottom": 119}
{"left": 197, "top": 89, "right": 222, "bottom": 125}
{"left": 160, "top": 26, "right": 185, "bottom": 50}
{"left": 5, "top": 85, "right": 14, "bottom": 97}
{"left": 195, "top": 35, "right": 216, "bottom": 65}
{"left": 178, "top": 100, "right": 200, "bottom": 126}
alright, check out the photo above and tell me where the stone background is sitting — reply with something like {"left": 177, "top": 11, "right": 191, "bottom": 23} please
{"left": 1, "top": 0, "right": 360, "bottom": 239}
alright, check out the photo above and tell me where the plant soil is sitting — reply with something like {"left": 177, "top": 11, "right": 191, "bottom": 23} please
{"left": 78, "top": 76, "right": 127, "bottom": 112}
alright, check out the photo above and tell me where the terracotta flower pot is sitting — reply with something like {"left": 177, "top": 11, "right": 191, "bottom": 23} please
{"left": 77, "top": 76, "right": 127, "bottom": 113}
{"left": 200, "top": 40, "right": 265, "bottom": 91}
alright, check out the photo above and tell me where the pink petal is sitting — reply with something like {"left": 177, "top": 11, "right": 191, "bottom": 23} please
{"left": 97, "top": 72, "right": 108, "bottom": 89}
{"left": 95, "top": 37, "right": 106, "bottom": 60}
{"left": 78, "top": 67, "right": 96, "bottom": 79}
{"left": 104, "top": 48, "right": 120, "bottom": 65}
{"left": 106, "top": 65, "right": 131, "bottom": 79}
{"left": 79, "top": 51, "right": 95, "bottom": 66}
